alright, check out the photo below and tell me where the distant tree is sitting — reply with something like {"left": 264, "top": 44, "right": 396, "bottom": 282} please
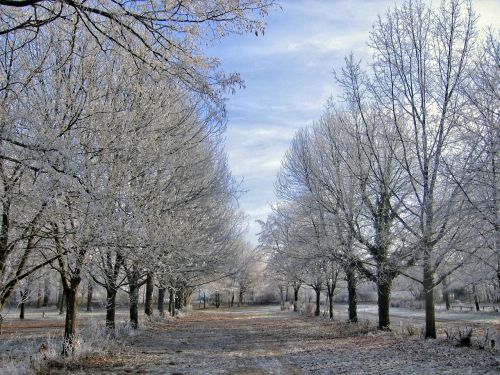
{"left": 276, "top": 129, "right": 361, "bottom": 323}
{"left": 259, "top": 207, "right": 306, "bottom": 313}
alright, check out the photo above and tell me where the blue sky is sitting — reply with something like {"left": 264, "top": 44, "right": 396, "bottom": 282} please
{"left": 211, "top": 0, "right": 499, "bottom": 245}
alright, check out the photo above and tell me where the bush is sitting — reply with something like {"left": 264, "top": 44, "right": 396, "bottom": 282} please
{"left": 444, "top": 326, "right": 473, "bottom": 347}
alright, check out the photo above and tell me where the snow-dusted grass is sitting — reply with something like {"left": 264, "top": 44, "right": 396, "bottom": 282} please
{"left": 24, "top": 305, "right": 494, "bottom": 374}
{"left": 0, "top": 316, "right": 141, "bottom": 374}
{"left": 1, "top": 305, "right": 498, "bottom": 374}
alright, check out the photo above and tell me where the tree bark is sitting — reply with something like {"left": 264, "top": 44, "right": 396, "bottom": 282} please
{"left": 19, "top": 290, "right": 27, "bottom": 319}
{"left": 19, "top": 301, "right": 25, "bottom": 319}
{"left": 329, "top": 292, "right": 333, "bottom": 319}
{"left": 169, "top": 288, "right": 175, "bottom": 316}
{"left": 158, "top": 287, "right": 165, "bottom": 316}
{"left": 327, "top": 280, "right": 336, "bottom": 319}
{"left": 144, "top": 273, "right": 154, "bottom": 316}
{"left": 473, "top": 285, "right": 480, "bottom": 311}
{"left": 175, "top": 288, "right": 182, "bottom": 310}
{"left": 239, "top": 289, "right": 244, "bottom": 306}
{"left": 326, "top": 271, "right": 338, "bottom": 319}
{"left": 62, "top": 286, "right": 79, "bottom": 355}
{"left": 103, "top": 252, "right": 124, "bottom": 329}
{"left": 314, "top": 288, "right": 321, "bottom": 316}
{"left": 423, "top": 252, "right": 436, "bottom": 338}
{"left": 377, "top": 277, "right": 392, "bottom": 330}
{"left": 215, "top": 291, "right": 220, "bottom": 308}
{"left": 105, "top": 286, "right": 117, "bottom": 331}
{"left": 279, "top": 286, "right": 285, "bottom": 310}
{"left": 293, "top": 285, "right": 300, "bottom": 312}
{"left": 43, "top": 278, "right": 50, "bottom": 307}
{"left": 346, "top": 267, "right": 358, "bottom": 323}
{"left": 129, "top": 282, "right": 139, "bottom": 329}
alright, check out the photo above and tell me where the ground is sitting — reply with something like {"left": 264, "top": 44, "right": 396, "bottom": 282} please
{"left": 1, "top": 305, "right": 499, "bottom": 374}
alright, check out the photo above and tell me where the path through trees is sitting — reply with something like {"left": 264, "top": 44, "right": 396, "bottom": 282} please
{"left": 14, "top": 306, "right": 495, "bottom": 374}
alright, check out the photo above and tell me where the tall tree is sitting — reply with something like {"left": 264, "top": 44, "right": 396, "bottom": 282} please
{"left": 366, "top": 0, "right": 478, "bottom": 338}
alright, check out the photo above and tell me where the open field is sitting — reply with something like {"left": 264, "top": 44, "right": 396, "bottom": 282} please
{"left": 1, "top": 304, "right": 499, "bottom": 374}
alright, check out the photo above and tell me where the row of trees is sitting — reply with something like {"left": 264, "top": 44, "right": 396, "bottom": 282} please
{"left": 0, "top": 0, "right": 276, "bottom": 354}
{"left": 260, "top": 0, "right": 498, "bottom": 338}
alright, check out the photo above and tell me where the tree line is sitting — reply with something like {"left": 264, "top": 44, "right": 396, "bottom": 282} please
{"left": 260, "top": 0, "right": 498, "bottom": 339}
{"left": 0, "top": 0, "right": 276, "bottom": 355}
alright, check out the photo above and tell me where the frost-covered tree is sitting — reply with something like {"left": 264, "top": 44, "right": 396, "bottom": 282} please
{"left": 365, "top": 0, "right": 479, "bottom": 338}
{"left": 259, "top": 206, "right": 307, "bottom": 313}
{"left": 276, "top": 129, "right": 361, "bottom": 322}
{"left": 0, "top": 0, "right": 276, "bottom": 103}
{"left": 461, "top": 31, "right": 499, "bottom": 298}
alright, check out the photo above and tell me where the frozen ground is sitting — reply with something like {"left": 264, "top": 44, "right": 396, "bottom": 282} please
{"left": 1, "top": 305, "right": 499, "bottom": 374}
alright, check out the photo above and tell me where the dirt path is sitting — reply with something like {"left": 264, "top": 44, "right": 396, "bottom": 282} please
{"left": 66, "top": 306, "right": 498, "bottom": 375}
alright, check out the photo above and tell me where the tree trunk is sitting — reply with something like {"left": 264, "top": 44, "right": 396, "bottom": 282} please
{"left": 377, "top": 277, "right": 392, "bottom": 330}
{"left": 129, "top": 282, "right": 139, "bottom": 329}
{"left": 473, "top": 284, "right": 480, "bottom": 311}
{"left": 105, "top": 287, "right": 117, "bottom": 331}
{"left": 293, "top": 285, "right": 300, "bottom": 312}
{"left": 43, "top": 278, "right": 50, "bottom": 307}
{"left": 203, "top": 292, "right": 206, "bottom": 309}
{"left": 86, "top": 282, "right": 93, "bottom": 312}
{"left": 346, "top": 267, "right": 358, "bottom": 323}
{"left": 19, "top": 291, "right": 26, "bottom": 320}
{"left": 62, "top": 287, "right": 79, "bottom": 355}
{"left": 215, "top": 291, "right": 220, "bottom": 308}
{"left": 144, "top": 273, "right": 154, "bottom": 316}
{"left": 329, "top": 291, "right": 334, "bottom": 319}
{"left": 184, "top": 288, "right": 192, "bottom": 308}
{"left": 315, "top": 288, "right": 321, "bottom": 317}
{"left": 169, "top": 288, "right": 175, "bottom": 316}
{"left": 326, "top": 275, "right": 337, "bottom": 319}
{"left": 279, "top": 286, "right": 285, "bottom": 310}
{"left": 423, "top": 253, "right": 436, "bottom": 338}
{"left": 158, "top": 287, "right": 165, "bottom": 316}
{"left": 19, "top": 301, "right": 25, "bottom": 319}
{"left": 175, "top": 288, "right": 182, "bottom": 310}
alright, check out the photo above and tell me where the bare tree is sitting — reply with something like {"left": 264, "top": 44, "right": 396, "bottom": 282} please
{"left": 461, "top": 31, "right": 499, "bottom": 297}
{"left": 276, "top": 128, "right": 361, "bottom": 322}
{"left": 259, "top": 206, "right": 306, "bottom": 313}
{"left": 366, "top": 0, "right": 478, "bottom": 338}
